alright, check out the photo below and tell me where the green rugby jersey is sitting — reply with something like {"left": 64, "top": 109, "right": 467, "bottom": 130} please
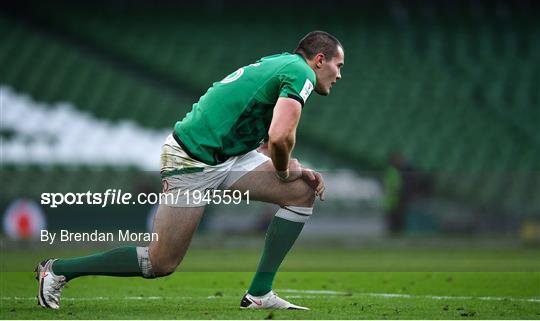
{"left": 174, "top": 52, "right": 316, "bottom": 165}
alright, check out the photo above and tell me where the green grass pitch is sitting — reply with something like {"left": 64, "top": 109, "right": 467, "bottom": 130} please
{"left": 1, "top": 247, "right": 539, "bottom": 319}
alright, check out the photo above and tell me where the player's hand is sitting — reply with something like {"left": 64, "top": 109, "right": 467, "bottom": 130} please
{"left": 302, "top": 168, "right": 325, "bottom": 201}
{"left": 275, "top": 159, "right": 303, "bottom": 182}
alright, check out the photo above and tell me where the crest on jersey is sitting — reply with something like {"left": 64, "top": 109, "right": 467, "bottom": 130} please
{"left": 221, "top": 68, "right": 244, "bottom": 83}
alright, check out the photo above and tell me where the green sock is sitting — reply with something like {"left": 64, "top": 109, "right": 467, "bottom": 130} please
{"left": 52, "top": 246, "right": 142, "bottom": 281}
{"left": 248, "top": 215, "right": 305, "bottom": 296}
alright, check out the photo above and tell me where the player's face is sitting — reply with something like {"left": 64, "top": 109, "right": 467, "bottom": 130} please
{"left": 315, "top": 46, "right": 344, "bottom": 96}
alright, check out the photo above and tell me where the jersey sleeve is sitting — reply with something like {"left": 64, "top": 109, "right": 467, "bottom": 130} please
{"left": 277, "top": 62, "right": 316, "bottom": 107}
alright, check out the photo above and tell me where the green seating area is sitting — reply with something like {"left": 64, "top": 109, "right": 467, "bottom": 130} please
{"left": 1, "top": 1, "right": 539, "bottom": 214}
{"left": 0, "top": 16, "right": 194, "bottom": 128}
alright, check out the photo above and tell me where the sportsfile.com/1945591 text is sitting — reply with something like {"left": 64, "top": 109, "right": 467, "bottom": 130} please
{"left": 40, "top": 189, "right": 250, "bottom": 208}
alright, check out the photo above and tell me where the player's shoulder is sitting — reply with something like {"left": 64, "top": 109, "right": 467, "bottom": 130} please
{"left": 260, "top": 53, "right": 315, "bottom": 78}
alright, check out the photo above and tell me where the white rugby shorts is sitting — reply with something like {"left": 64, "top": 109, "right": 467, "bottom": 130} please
{"left": 160, "top": 134, "right": 269, "bottom": 207}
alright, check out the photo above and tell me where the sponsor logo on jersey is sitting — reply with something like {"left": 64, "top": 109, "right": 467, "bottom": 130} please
{"left": 299, "top": 79, "right": 314, "bottom": 102}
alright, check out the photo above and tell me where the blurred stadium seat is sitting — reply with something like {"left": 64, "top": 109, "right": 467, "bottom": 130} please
{"left": 1, "top": 0, "right": 539, "bottom": 220}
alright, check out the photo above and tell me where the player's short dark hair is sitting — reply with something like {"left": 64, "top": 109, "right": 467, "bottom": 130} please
{"left": 294, "top": 31, "right": 343, "bottom": 60}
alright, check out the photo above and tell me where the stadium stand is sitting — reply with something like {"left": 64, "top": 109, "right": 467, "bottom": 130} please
{"left": 1, "top": 1, "right": 539, "bottom": 216}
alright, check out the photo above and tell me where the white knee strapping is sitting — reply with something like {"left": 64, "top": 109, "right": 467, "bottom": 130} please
{"left": 136, "top": 246, "right": 155, "bottom": 278}
{"left": 275, "top": 206, "right": 313, "bottom": 223}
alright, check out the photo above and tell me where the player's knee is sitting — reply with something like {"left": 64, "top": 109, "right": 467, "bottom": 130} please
{"left": 287, "top": 181, "right": 315, "bottom": 207}
{"left": 152, "top": 260, "right": 179, "bottom": 277}
{"left": 296, "top": 190, "right": 315, "bottom": 207}
{"left": 294, "top": 183, "right": 315, "bottom": 207}
{"left": 140, "top": 246, "right": 182, "bottom": 278}
{"left": 149, "top": 254, "right": 182, "bottom": 277}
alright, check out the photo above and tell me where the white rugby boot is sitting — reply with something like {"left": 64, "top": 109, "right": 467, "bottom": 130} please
{"left": 35, "top": 259, "right": 66, "bottom": 309}
{"left": 240, "top": 291, "right": 309, "bottom": 310}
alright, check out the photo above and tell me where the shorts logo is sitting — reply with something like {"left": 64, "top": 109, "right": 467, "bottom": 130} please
{"left": 299, "top": 79, "right": 314, "bottom": 102}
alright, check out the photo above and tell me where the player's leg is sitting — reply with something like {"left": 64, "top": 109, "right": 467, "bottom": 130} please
{"left": 229, "top": 159, "right": 315, "bottom": 207}
{"left": 36, "top": 204, "right": 204, "bottom": 309}
{"left": 225, "top": 158, "right": 316, "bottom": 309}
{"left": 49, "top": 204, "right": 203, "bottom": 279}
{"left": 148, "top": 204, "right": 204, "bottom": 276}
{"left": 37, "top": 133, "right": 213, "bottom": 309}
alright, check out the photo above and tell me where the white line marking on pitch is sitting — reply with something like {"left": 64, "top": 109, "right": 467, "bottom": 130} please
{"left": 280, "top": 289, "right": 350, "bottom": 295}
{"left": 0, "top": 296, "right": 192, "bottom": 301}
{"left": 2, "top": 291, "right": 538, "bottom": 303}
{"left": 280, "top": 289, "right": 540, "bottom": 303}
{"left": 359, "top": 292, "right": 540, "bottom": 303}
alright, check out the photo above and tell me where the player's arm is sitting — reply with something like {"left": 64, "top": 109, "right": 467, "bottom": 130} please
{"left": 268, "top": 97, "right": 302, "bottom": 181}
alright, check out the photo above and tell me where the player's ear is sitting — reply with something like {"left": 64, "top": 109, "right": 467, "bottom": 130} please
{"left": 314, "top": 53, "right": 325, "bottom": 69}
